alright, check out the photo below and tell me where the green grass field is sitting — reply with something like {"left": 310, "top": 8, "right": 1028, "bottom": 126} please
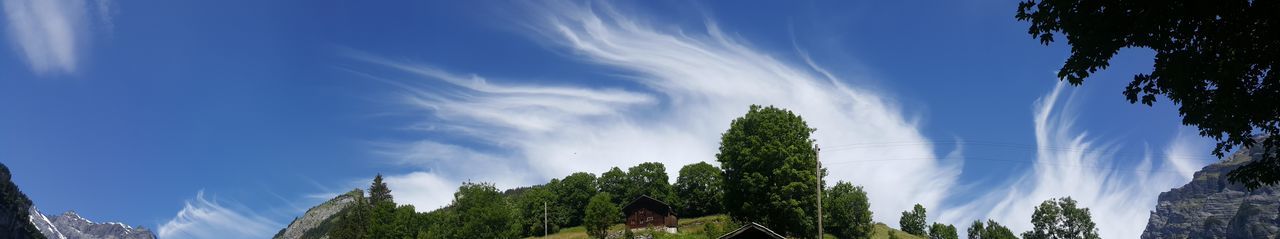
{"left": 527, "top": 215, "right": 924, "bottom": 239}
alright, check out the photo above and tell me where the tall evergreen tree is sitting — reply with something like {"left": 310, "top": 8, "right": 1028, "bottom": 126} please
{"left": 369, "top": 173, "right": 393, "bottom": 205}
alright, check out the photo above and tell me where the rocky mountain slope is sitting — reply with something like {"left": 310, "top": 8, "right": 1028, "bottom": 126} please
{"left": 28, "top": 209, "right": 155, "bottom": 239}
{"left": 1142, "top": 143, "right": 1280, "bottom": 238}
{"left": 1, "top": 163, "right": 46, "bottom": 239}
{"left": 273, "top": 189, "right": 363, "bottom": 239}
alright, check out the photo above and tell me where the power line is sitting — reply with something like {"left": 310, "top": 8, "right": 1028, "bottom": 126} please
{"left": 820, "top": 138, "right": 1218, "bottom": 161}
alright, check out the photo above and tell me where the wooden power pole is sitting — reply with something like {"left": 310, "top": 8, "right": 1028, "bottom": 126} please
{"left": 816, "top": 143, "right": 823, "bottom": 238}
{"left": 544, "top": 201, "right": 548, "bottom": 237}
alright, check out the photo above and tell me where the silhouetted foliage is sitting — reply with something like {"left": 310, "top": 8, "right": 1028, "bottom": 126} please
{"left": 1015, "top": 0, "right": 1280, "bottom": 189}
{"left": 825, "top": 181, "right": 872, "bottom": 239}
{"left": 718, "top": 105, "right": 824, "bottom": 238}
{"left": 584, "top": 193, "right": 620, "bottom": 239}
{"left": 967, "top": 219, "right": 1018, "bottom": 239}
{"left": 900, "top": 204, "right": 928, "bottom": 236}
{"left": 1021, "top": 197, "right": 1098, "bottom": 239}
{"left": 674, "top": 162, "right": 724, "bottom": 217}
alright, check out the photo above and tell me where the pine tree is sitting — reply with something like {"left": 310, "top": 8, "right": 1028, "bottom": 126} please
{"left": 369, "top": 174, "right": 394, "bottom": 205}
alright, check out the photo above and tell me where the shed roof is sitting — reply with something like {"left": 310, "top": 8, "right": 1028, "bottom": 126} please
{"left": 717, "top": 222, "right": 785, "bottom": 239}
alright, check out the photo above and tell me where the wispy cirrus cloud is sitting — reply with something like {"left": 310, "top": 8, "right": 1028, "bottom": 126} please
{"left": 938, "top": 82, "right": 1213, "bottom": 238}
{"left": 1, "top": 0, "right": 112, "bottom": 75}
{"left": 351, "top": 2, "right": 959, "bottom": 225}
{"left": 157, "top": 191, "right": 281, "bottom": 239}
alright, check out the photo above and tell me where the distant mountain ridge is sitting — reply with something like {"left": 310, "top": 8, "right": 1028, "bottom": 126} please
{"left": 28, "top": 208, "right": 155, "bottom": 239}
{"left": 273, "top": 189, "right": 363, "bottom": 239}
{"left": 1, "top": 162, "right": 45, "bottom": 239}
{"left": 1142, "top": 141, "right": 1280, "bottom": 238}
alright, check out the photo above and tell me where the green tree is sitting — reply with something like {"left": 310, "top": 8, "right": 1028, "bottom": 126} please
{"left": 366, "top": 200, "right": 396, "bottom": 238}
{"left": 369, "top": 173, "right": 393, "bottom": 205}
{"left": 1015, "top": 0, "right": 1280, "bottom": 189}
{"left": 627, "top": 162, "right": 674, "bottom": 203}
{"left": 717, "top": 105, "right": 823, "bottom": 238}
{"left": 511, "top": 185, "right": 563, "bottom": 237}
{"left": 392, "top": 205, "right": 417, "bottom": 238}
{"left": 674, "top": 162, "right": 724, "bottom": 217}
{"left": 553, "top": 172, "right": 598, "bottom": 226}
{"left": 599, "top": 167, "right": 630, "bottom": 206}
{"left": 330, "top": 189, "right": 370, "bottom": 239}
{"left": 584, "top": 193, "right": 621, "bottom": 239}
{"left": 825, "top": 181, "right": 872, "bottom": 239}
{"left": 449, "top": 182, "right": 518, "bottom": 238}
{"left": 967, "top": 219, "right": 1018, "bottom": 239}
{"left": 1021, "top": 197, "right": 1099, "bottom": 239}
{"left": 929, "top": 223, "right": 958, "bottom": 239}
{"left": 899, "top": 204, "right": 927, "bottom": 236}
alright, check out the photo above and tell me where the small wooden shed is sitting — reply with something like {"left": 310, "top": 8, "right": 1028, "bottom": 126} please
{"left": 718, "top": 222, "right": 785, "bottom": 239}
{"left": 622, "top": 195, "right": 678, "bottom": 231}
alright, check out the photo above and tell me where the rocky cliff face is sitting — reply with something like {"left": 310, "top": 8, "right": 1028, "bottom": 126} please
{"left": 29, "top": 209, "right": 155, "bottom": 239}
{"left": 1142, "top": 144, "right": 1280, "bottom": 239}
{"left": 1, "top": 163, "right": 45, "bottom": 239}
{"left": 273, "top": 189, "right": 363, "bottom": 239}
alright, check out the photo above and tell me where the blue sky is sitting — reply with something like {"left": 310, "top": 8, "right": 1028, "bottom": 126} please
{"left": 1, "top": 1, "right": 1219, "bottom": 238}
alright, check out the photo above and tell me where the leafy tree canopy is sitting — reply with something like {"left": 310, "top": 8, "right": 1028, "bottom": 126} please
{"left": 967, "top": 219, "right": 1018, "bottom": 239}
{"left": 674, "top": 161, "right": 725, "bottom": 217}
{"left": 929, "top": 223, "right": 958, "bottom": 239}
{"left": 584, "top": 193, "right": 621, "bottom": 239}
{"left": 553, "top": 172, "right": 598, "bottom": 227}
{"left": 824, "top": 181, "right": 872, "bottom": 239}
{"left": 1021, "top": 197, "right": 1099, "bottom": 239}
{"left": 1016, "top": 0, "right": 1280, "bottom": 189}
{"left": 626, "top": 162, "right": 674, "bottom": 204}
{"left": 717, "top": 105, "right": 823, "bottom": 238}
{"left": 598, "top": 167, "right": 630, "bottom": 206}
{"left": 900, "top": 204, "right": 928, "bottom": 236}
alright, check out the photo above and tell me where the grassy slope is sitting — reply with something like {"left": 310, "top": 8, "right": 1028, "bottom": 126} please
{"left": 529, "top": 215, "right": 924, "bottom": 239}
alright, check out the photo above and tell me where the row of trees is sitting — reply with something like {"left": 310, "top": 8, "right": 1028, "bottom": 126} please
{"left": 895, "top": 198, "right": 1098, "bottom": 239}
{"left": 320, "top": 105, "right": 1102, "bottom": 239}
{"left": 321, "top": 160, "right": 727, "bottom": 238}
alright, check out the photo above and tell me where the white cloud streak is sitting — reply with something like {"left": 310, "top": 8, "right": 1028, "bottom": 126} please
{"left": 351, "top": 3, "right": 1213, "bottom": 235}
{"left": 354, "top": 2, "right": 959, "bottom": 223}
{"left": 2, "top": 0, "right": 111, "bottom": 75}
{"left": 938, "top": 82, "right": 1213, "bottom": 238}
{"left": 157, "top": 191, "right": 281, "bottom": 239}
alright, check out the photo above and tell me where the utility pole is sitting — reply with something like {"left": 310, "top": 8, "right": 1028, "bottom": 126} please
{"left": 816, "top": 143, "right": 823, "bottom": 238}
{"left": 544, "top": 201, "right": 548, "bottom": 237}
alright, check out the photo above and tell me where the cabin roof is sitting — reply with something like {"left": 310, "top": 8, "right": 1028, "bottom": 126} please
{"left": 622, "top": 195, "right": 674, "bottom": 214}
{"left": 717, "top": 222, "right": 785, "bottom": 239}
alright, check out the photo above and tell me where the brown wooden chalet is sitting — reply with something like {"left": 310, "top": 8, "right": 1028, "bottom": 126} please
{"left": 717, "top": 222, "right": 785, "bottom": 239}
{"left": 622, "top": 195, "right": 678, "bottom": 232}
